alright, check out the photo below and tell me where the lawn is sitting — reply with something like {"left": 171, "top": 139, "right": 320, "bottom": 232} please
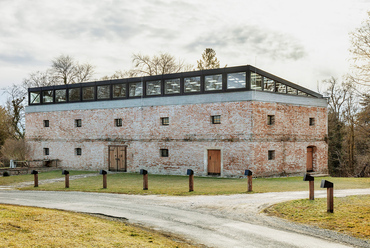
{"left": 19, "top": 172, "right": 370, "bottom": 195}
{"left": 0, "top": 170, "right": 95, "bottom": 186}
{"left": 263, "top": 195, "right": 370, "bottom": 240}
{"left": 0, "top": 204, "right": 198, "bottom": 247}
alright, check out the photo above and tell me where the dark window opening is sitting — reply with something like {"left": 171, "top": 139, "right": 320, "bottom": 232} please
{"left": 268, "top": 150, "right": 275, "bottom": 160}
{"left": 115, "top": 118, "right": 122, "bottom": 127}
{"left": 76, "top": 148, "right": 82, "bottom": 156}
{"left": 309, "top": 118, "right": 315, "bottom": 126}
{"left": 160, "top": 149, "right": 169, "bottom": 157}
{"left": 43, "top": 120, "right": 49, "bottom": 127}
{"left": 161, "top": 117, "right": 169, "bottom": 125}
{"left": 44, "top": 148, "right": 49, "bottom": 156}
{"left": 267, "top": 115, "right": 275, "bottom": 125}
{"left": 75, "top": 119, "right": 82, "bottom": 127}
{"left": 211, "top": 115, "right": 221, "bottom": 124}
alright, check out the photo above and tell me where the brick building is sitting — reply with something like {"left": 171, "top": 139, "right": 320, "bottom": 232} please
{"left": 25, "top": 65, "right": 328, "bottom": 177}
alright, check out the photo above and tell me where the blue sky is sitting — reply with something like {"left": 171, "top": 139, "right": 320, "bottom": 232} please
{"left": 1, "top": 0, "right": 370, "bottom": 105}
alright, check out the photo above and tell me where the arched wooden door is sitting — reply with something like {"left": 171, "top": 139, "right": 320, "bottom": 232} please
{"left": 109, "top": 146, "right": 127, "bottom": 172}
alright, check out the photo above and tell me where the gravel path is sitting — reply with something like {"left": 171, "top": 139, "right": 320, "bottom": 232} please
{"left": 0, "top": 186, "right": 369, "bottom": 247}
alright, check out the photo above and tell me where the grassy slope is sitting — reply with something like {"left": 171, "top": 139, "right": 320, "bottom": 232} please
{"left": 0, "top": 204, "right": 198, "bottom": 247}
{"left": 264, "top": 195, "right": 370, "bottom": 240}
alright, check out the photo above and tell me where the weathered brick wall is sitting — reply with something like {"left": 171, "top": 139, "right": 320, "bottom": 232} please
{"left": 25, "top": 100, "right": 327, "bottom": 177}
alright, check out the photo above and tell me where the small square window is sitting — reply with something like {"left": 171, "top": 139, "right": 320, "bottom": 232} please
{"left": 309, "top": 118, "right": 315, "bottom": 126}
{"left": 75, "top": 148, "right": 82, "bottom": 156}
{"left": 267, "top": 115, "right": 275, "bottom": 125}
{"left": 115, "top": 118, "right": 122, "bottom": 127}
{"left": 211, "top": 115, "right": 221, "bottom": 124}
{"left": 268, "top": 150, "right": 275, "bottom": 160}
{"left": 43, "top": 120, "right": 49, "bottom": 127}
{"left": 75, "top": 119, "right": 82, "bottom": 127}
{"left": 43, "top": 148, "right": 49, "bottom": 156}
{"left": 161, "top": 117, "right": 169, "bottom": 126}
{"left": 160, "top": 149, "right": 168, "bottom": 157}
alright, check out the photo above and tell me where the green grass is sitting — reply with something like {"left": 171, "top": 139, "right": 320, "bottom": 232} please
{"left": 264, "top": 195, "right": 370, "bottom": 240}
{"left": 20, "top": 173, "right": 370, "bottom": 195}
{"left": 0, "top": 204, "right": 197, "bottom": 247}
{"left": 0, "top": 170, "right": 95, "bottom": 186}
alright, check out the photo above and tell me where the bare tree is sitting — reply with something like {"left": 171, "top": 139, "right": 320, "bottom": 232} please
{"left": 0, "top": 106, "right": 11, "bottom": 147}
{"left": 0, "top": 138, "right": 29, "bottom": 161}
{"left": 4, "top": 84, "right": 26, "bottom": 140}
{"left": 197, "top": 48, "right": 221, "bottom": 70}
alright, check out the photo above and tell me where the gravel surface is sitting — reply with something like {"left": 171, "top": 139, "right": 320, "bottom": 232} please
{"left": 0, "top": 177, "right": 369, "bottom": 248}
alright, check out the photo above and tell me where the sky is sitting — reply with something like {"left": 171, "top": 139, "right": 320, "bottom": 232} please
{"left": 0, "top": 0, "right": 370, "bottom": 105}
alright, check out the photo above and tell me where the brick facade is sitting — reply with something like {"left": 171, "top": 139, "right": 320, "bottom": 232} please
{"left": 25, "top": 97, "right": 328, "bottom": 177}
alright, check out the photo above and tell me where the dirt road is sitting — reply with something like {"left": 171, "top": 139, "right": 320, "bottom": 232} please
{"left": 0, "top": 188, "right": 369, "bottom": 247}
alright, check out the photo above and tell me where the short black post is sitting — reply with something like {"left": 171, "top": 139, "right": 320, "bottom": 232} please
{"left": 245, "top": 170, "right": 253, "bottom": 192}
{"left": 100, "top": 170, "right": 107, "bottom": 188}
{"left": 140, "top": 169, "right": 148, "bottom": 190}
{"left": 31, "top": 170, "right": 38, "bottom": 187}
{"left": 187, "top": 169, "right": 194, "bottom": 192}
{"left": 320, "top": 180, "right": 334, "bottom": 213}
{"left": 62, "top": 170, "right": 69, "bottom": 188}
{"left": 303, "top": 173, "right": 315, "bottom": 200}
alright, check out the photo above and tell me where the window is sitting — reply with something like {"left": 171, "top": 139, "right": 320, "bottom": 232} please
{"left": 264, "top": 78, "right": 275, "bottom": 92}
{"left": 309, "top": 118, "right": 315, "bottom": 126}
{"left": 43, "top": 120, "right": 49, "bottom": 127}
{"left": 267, "top": 115, "right": 275, "bottom": 125}
{"left": 164, "top": 78, "right": 180, "bottom": 94}
{"left": 287, "top": 86, "right": 298, "bottom": 95}
{"left": 113, "top": 84, "right": 126, "bottom": 98}
{"left": 268, "top": 150, "right": 275, "bottom": 160}
{"left": 75, "top": 119, "right": 82, "bottom": 127}
{"left": 30, "top": 92, "right": 41, "bottom": 104}
{"left": 227, "top": 72, "right": 246, "bottom": 89}
{"left": 250, "top": 72, "right": 262, "bottom": 90}
{"left": 55, "top": 89, "right": 67, "bottom": 102}
{"left": 211, "top": 115, "right": 221, "bottom": 124}
{"left": 75, "top": 148, "right": 82, "bottom": 156}
{"left": 205, "top": 74, "right": 222, "bottom": 91}
{"left": 42, "top": 90, "right": 54, "bottom": 103}
{"left": 115, "top": 118, "right": 122, "bottom": 127}
{"left": 69, "top": 88, "right": 81, "bottom": 102}
{"left": 129, "top": 82, "right": 142, "bottom": 97}
{"left": 184, "top": 76, "right": 201, "bottom": 93}
{"left": 82, "top": 86, "right": 95, "bottom": 100}
{"left": 275, "top": 82, "right": 286, "bottom": 93}
{"left": 146, "top": 80, "right": 161, "bottom": 96}
{"left": 161, "top": 117, "right": 169, "bottom": 126}
{"left": 97, "top": 85, "right": 111, "bottom": 99}
{"left": 160, "top": 149, "right": 169, "bottom": 157}
{"left": 43, "top": 148, "right": 49, "bottom": 156}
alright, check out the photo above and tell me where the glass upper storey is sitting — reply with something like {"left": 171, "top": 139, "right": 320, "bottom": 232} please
{"left": 28, "top": 65, "right": 323, "bottom": 105}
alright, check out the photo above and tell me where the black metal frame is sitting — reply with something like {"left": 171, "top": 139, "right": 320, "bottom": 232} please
{"left": 28, "top": 65, "right": 323, "bottom": 105}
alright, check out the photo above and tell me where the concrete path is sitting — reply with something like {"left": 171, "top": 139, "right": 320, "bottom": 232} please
{"left": 0, "top": 189, "right": 369, "bottom": 248}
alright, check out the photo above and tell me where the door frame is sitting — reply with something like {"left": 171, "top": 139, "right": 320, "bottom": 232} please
{"left": 108, "top": 145, "right": 127, "bottom": 172}
{"left": 204, "top": 147, "right": 223, "bottom": 176}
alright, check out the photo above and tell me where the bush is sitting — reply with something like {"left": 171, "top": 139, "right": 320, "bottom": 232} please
{"left": 3, "top": 171, "right": 10, "bottom": 177}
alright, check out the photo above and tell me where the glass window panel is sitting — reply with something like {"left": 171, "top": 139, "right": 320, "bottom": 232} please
{"left": 275, "top": 82, "right": 286, "bottom": 93}
{"left": 146, "top": 80, "right": 161, "bottom": 96}
{"left": 69, "top": 88, "right": 81, "bottom": 102}
{"left": 30, "top": 92, "right": 41, "bottom": 104}
{"left": 42, "top": 90, "right": 53, "bottom": 103}
{"left": 227, "top": 72, "right": 246, "bottom": 89}
{"left": 97, "top": 85, "right": 110, "bottom": 99}
{"left": 264, "top": 77, "right": 275, "bottom": 92}
{"left": 250, "top": 72, "right": 262, "bottom": 90}
{"left": 205, "top": 74, "right": 222, "bottom": 91}
{"left": 184, "top": 76, "right": 201, "bottom": 93}
{"left": 55, "top": 89, "right": 67, "bottom": 102}
{"left": 287, "top": 86, "right": 298, "bottom": 95}
{"left": 298, "top": 90, "right": 308, "bottom": 96}
{"left": 82, "top": 86, "right": 94, "bottom": 100}
{"left": 164, "top": 78, "right": 180, "bottom": 94}
{"left": 129, "top": 82, "right": 142, "bottom": 97}
{"left": 113, "top": 84, "right": 126, "bottom": 98}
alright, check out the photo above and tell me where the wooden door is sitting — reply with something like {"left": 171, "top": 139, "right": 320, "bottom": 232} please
{"left": 109, "top": 146, "right": 126, "bottom": 172}
{"left": 306, "top": 147, "right": 313, "bottom": 172}
{"left": 208, "top": 150, "right": 221, "bottom": 175}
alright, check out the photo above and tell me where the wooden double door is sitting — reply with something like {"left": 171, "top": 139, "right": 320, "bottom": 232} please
{"left": 208, "top": 150, "right": 221, "bottom": 175}
{"left": 109, "top": 146, "right": 127, "bottom": 172}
